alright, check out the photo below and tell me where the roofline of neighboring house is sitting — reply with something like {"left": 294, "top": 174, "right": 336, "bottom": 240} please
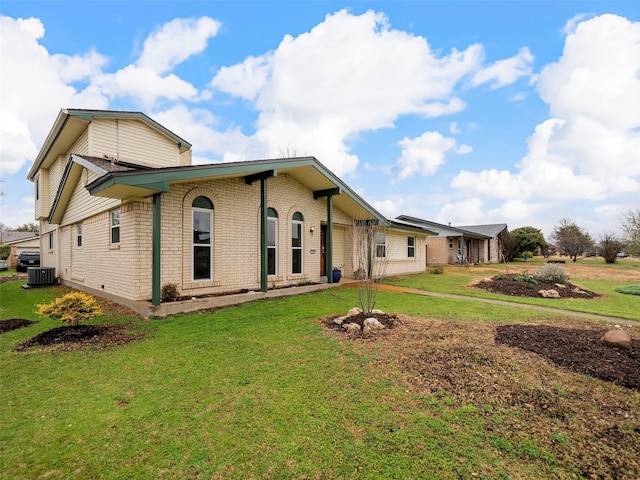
{"left": 396, "top": 215, "right": 491, "bottom": 239}
{"left": 28, "top": 109, "right": 192, "bottom": 181}
{"left": 387, "top": 218, "right": 438, "bottom": 236}
{"left": 0, "top": 234, "right": 39, "bottom": 245}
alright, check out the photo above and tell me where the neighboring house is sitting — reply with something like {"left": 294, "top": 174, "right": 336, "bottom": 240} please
{"left": 27, "top": 109, "right": 434, "bottom": 310}
{"left": 0, "top": 232, "right": 40, "bottom": 267}
{"left": 396, "top": 215, "right": 508, "bottom": 265}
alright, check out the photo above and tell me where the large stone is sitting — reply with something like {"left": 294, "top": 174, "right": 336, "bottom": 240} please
{"left": 538, "top": 289, "right": 560, "bottom": 298}
{"left": 343, "top": 323, "right": 361, "bottom": 334}
{"left": 333, "top": 316, "right": 348, "bottom": 326}
{"left": 363, "top": 317, "right": 385, "bottom": 334}
{"left": 371, "top": 309, "right": 385, "bottom": 315}
{"left": 554, "top": 283, "right": 567, "bottom": 289}
{"left": 601, "top": 329, "right": 632, "bottom": 351}
{"left": 347, "top": 307, "right": 363, "bottom": 316}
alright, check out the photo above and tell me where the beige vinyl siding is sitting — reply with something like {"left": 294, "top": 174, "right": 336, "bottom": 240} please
{"left": 383, "top": 229, "right": 426, "bottom": 276}
{"left": 89, "top": 118, "right": 180, "bottom": 168}
{"left": 72, "top": 130, "right": 89, "bottom": 156}
{"left": 34, "top": 173, "right": 42, "bottom": 220}
{"left": 61, "top": 167, "right": 119, "bottom": 226}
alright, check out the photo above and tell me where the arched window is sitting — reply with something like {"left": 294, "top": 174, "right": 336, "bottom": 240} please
{"left": 267, "top": 208, "right": 278, "bottom": 276}
{"left": 291, "top": 212, "right": 303, "bottom": 274}
{"left": 192, "top": 196, "right": 213, "bottom": 280}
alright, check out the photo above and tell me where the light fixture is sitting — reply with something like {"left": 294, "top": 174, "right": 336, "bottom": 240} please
{"left": 310, "top": 226, "right": 315, "bottom": 233}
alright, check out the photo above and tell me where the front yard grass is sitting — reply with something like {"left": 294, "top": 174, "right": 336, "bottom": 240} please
{"left": 1, "top": 270, "right": 638, "bottom": 479}
{"left": 385, "top": 259, "right": 640, "bottom": 321}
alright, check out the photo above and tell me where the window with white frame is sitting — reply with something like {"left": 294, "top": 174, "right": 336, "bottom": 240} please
{"left": 76, "top": 223, "right": 83, "bottom": 248}
{"left": 110, "top": 208, "right": 120, "bottom": 244}
{"left": 449, "top": 238, "right": 453, "bottom": 249}
{"left": 267, "top": 208, "right": 278, "bottom": 275}
{"left": 291, "top": 212, "right": 303, "bottom": 274}
{"left": 375, "top": 231, "right": 386, "bottom": 258}
{"left": 35, "top": 176, "right": 40, "bottom": 201}
{"left": 192, "top": 196, "right": 213, "bottom": 280}
{"left": 407, "top": 236, "right": 415, "bottom": 258}
{"left": 48, "top": 232, "right": 54, "bottom": 251}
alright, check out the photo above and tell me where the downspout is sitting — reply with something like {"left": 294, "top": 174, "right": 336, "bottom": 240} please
{"left": 260, "top": 178, "right": 268, "bottom": 292}
{"left": 152, "top": 193, "right": 161, "bottom": 305}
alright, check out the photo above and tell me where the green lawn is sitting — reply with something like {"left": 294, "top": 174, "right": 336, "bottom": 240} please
{"left": 385, "top": 259, "right": 640, "bottom": 321}
{"left": 0, "top": 268, "right": 637, "bottom": 479}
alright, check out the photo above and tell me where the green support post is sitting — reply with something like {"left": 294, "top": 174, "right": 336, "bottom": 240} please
{"left": 260, "top": 178, "right": 268, "bottom": 292}
{"left": 326, "top": 195, "right": 333, "bottom": 283}
{"left": 152, "top": 193, "right": 161, "bottom": 305}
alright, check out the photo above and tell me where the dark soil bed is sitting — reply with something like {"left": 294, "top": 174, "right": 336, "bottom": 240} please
{"left": 15, "top": 323, "right": 147, "bottom": 352}
{"left": 323, "top": 312, "right": 399, "bottom": 337}
{"left": 474, "top": 274, "right": 598, "bottom": 298}
{"left": 496, "top": 324, "right": 639, "bottom": 390}
{"left": 0, "top": 318, "right": 36, "bottom": 334}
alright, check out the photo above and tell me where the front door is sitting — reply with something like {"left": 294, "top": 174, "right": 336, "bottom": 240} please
{"left": 320, "top": 224, "right": 327, "bottom": 276}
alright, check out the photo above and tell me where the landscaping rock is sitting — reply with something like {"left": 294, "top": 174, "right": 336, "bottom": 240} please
{"left": 371, "top": 309, "right": 385, "bottom": 314}
{"left": 343, "top": 323, "right": 362, "bottom": 334}
{"left": 554, "top": 283, "right": 567, "bottom": 289}
{"left": 538, "top": 289, "right": 560, "bottom": 298}
{"left": 347, "top": 307, "right": 363, "bottom": 316}
{"left": 363, "top": 317, "right": 385, "bottom": 334}
{"left": 601, "top": 329, "right": 632, "bottom": 351}
{"left": 333, "top": 316, "right": 348, "bottom": 326}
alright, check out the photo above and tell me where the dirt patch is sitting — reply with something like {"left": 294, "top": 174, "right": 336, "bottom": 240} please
{"left": 474, "top": 274, "right": 598, "bottom": 299}
{"left": 15, "top": 323, "right": 147, "bottom": 352}
{"left": 496, "top": 324, "right": 639, "bottom": 390}
{"left": 324, "top": 316, "right": 640, "bottom": 478}
{"left": 0, "top": 273, "right": 27, "bottom": 284}
{"left": 0, "top": 318, "right": 37, "bottom": 334}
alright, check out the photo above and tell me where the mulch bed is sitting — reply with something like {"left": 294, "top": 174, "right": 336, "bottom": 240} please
{"left": 14, "top": 323, "right": 147, "bottom": 352}
{"left": 474, "top": 274, "right": 598, "bottom": 298}
{"left": 496, "top": 324, "right": 639, "bottom": 390}
{"left": 0, "top": 318, "right": 36, "bottom": 334}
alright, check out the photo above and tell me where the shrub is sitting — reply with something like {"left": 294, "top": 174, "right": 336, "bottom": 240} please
{"left": 513, "top": 274, "right": 537, "bottom": 284}
{"left": 522, "top": 251, "right": 534, "bottom": 259}
{"left": 37, "top": 292, "right": 102, "bottom": 326}
{"left": 161, "top": 283, "right": 180, "bottom": 302}
{"left": 534, "top": 264, "right": 568, "bottom": 284}
{"left": 615, "top": 285, "right": 640, "bottom": 296}
{"left": 429, "top": 266, "right": 444, "bottom": 274}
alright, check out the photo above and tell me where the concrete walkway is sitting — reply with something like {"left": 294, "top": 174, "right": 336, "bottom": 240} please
{"left": 134, "top": 279, "right": 640, "bottom": 327}
{"left": 368, "top": 283, "right": 640, "bottom": 327}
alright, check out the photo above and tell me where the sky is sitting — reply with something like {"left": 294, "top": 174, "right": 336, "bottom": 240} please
{"left": 1, "top": 1, "right": 639, "bottom": 239}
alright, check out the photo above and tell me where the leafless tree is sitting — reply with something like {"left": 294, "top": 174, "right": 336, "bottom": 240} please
{"left": 349, "top": 220, "right": 390, "bottom": 314}
{"left": 598, "top": 232, "right": 626, "bottom": 264}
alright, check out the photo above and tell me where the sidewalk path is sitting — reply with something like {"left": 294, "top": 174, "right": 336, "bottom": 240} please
{"left": 339, "top": 283, "right": 640, "bottom": 327}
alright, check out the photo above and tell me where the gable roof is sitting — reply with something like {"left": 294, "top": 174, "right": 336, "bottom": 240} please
{"left": 455, "top": 224, "right": 508, "bottom": 237}
{"left": 0, "top": 231, "right": 39, "bottom": 244}
{"left": 27, "top": 109, "right": 191, "bottom": 181}
{"left": 395, "top": 215, "right": 491, "bottom": 239}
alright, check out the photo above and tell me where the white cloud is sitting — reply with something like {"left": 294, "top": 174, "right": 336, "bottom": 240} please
{"left": 437, "top": 198, "right": 485, "bottom": 225}
{"left": 211, "top": 54, "right": 273, "bottom": 100}
{"left": 449, "top": 122, "right": 461, "bottom": 134}
{"left": 396, "top": 131, "right": 469, "bottom": 180}
{"left": 0, "top": 15, "right": 109, "bottom": 175}
{"left": 451, "top": 14, "right": 640, "bottom": 210}
{"left": 472, "top": 47, "right": 534, "bottom": 89}
{"left": 96, "top": 66, "right": 200, "bottom": 108}
{"left": 138, "top": 17, "right": 221, "bottom": 74}
{"left": 210, "top": 9, "right": 485, "bottom": 175}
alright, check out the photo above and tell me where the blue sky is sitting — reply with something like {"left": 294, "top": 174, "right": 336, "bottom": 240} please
{"left": 1, "top": 1, "right": 639, "bottom": 239}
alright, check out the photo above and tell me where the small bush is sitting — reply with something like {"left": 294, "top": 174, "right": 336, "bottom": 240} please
{"left": 534, "top": 264, "right": 568, "bottom": 284}
{"left": 429, "top": 266, "right": 444, "bottom": 274}
{"left": 37, "top": 292, "right": 102, "bottom": 326}
{"left": 522, "top": 251, "right": 534, "bottom": 259}
{"left": 513, "top": 274, "right": 537, "bottom": 284}
{"left": 161, "top": 283, "right": 180, "bottom": 302}
{"left": 615, "top": 285, "right": 640, "bottom": 296}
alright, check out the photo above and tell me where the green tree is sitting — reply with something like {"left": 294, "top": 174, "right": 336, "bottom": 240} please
{"left": 621, "top": 208, "right": 640, "bottom": 255}
{"left": 510, "top": 226, "right": 548, "bottom": 258}
{"left": 15, "top": 223, "right": 39, "bottom": 233}
{"left": 550, "top": 218, "right": 593, "bottom": 262}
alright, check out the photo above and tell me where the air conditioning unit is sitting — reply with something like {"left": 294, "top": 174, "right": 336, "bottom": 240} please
{"left": 27, "top": 267, "right": 56, "bottom": 286}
